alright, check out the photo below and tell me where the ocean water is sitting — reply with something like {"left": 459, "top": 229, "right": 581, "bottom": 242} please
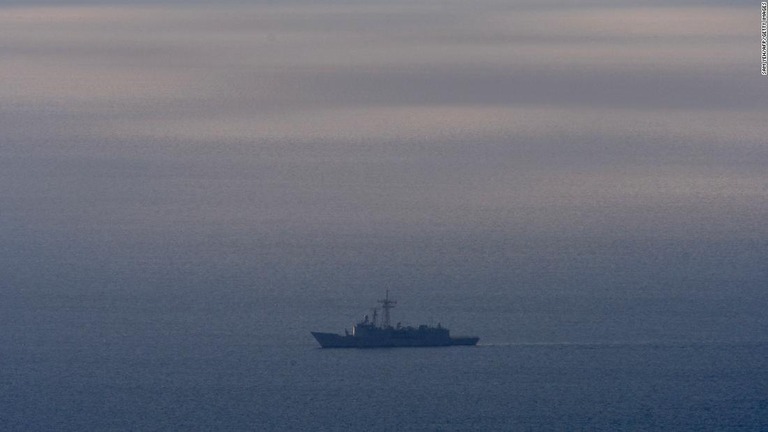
{"left": 3, "top": 327, "right": 767, "bottom": 431}
{"left": 3, "top": 232, "right": 767, "bottom": 431}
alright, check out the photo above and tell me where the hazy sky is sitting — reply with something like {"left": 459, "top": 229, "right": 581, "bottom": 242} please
{"left": 2, "top": 1, "right": 766, "bottom": 303}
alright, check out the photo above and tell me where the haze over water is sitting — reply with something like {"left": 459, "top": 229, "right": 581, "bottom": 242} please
{"left": 2, "top": 0, "right": 767, "bottom": 430}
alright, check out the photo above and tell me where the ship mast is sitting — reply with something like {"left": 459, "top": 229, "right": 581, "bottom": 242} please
{"left": 377, "top": 290, "right": 397, "bottom": 328}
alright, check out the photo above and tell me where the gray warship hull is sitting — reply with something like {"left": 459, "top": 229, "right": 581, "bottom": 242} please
{"left": 311, "top": 330, "right": 479, "bottom": 348}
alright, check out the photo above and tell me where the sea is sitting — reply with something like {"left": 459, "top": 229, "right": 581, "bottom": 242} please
{"left": 2, "top": 231, "right": 767, "bottom": 431}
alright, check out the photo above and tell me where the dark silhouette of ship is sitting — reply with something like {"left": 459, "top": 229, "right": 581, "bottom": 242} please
{"left": 311, "top": 291, "right": 479, "bottom": 348}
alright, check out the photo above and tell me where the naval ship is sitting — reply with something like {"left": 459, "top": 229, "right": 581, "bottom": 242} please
{"left": 311, "top": 291, "right": 479, "bottom": 348}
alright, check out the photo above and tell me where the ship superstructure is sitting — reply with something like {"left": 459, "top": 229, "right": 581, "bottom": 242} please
{"left": 311, "top": 291, "right": 479, "bottom": 348}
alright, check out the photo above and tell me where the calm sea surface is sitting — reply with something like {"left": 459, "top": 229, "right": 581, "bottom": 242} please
{"left": 4, "top": 333, "right": 767, "bottom": 431}
{"left": 3, "top": 234, "right": 767, "bottom": 431}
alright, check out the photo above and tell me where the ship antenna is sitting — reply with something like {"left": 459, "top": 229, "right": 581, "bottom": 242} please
{"left": 377, "top": 289, "right": 397, "bottom": 328}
